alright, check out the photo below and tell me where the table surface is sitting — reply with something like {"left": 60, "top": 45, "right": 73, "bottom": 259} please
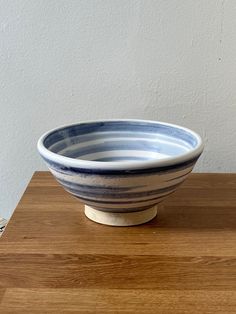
{"left": 0, "top": 172, "right": 236, "bottom": 313}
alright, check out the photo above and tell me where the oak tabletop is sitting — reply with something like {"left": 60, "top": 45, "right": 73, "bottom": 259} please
{"left": 0, "top": 172, "right": 236, "bottom": 313}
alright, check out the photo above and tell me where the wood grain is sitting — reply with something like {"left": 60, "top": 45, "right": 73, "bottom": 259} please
{"left": 1, "top": 289, "right": 236, "bottom": 314}
{"left": 0, "top": 253, "right": 236, "bottom": 290}
{"left": 0, "top": 172, "right": 236, "bottom": 312}
{"left": 0, "top": 289, "right": 5, "bottom": 304}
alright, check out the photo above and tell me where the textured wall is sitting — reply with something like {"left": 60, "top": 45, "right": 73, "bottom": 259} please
{"left": 0, "top": 0, "right": 236, "bottom": 219}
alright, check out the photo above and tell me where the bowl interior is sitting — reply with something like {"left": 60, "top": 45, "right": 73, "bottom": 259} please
{"left": 43, "top": 121, "right": 199, "bottom": 163}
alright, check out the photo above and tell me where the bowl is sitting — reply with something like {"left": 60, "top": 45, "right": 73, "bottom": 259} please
{"left": 37, "top": 119, "right": 204, "bottom": 226}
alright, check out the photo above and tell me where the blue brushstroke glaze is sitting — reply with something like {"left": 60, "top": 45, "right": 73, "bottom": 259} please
{"left": 63, "top": 181, "right": 182, "bottom": 199}
{"left": 41, "top": 154, "right": 199, "bottom": 176}
{"left": 72, "top": 190, "right": 175, "bottom": 205}
{"left": 44, "top": 121, "right": 198, "bottom": 150}
{"left": 89, "top": 156, "right": 151, "bottom": 162}
{"left": 90, "top": 204, "right": 154, "bottom": 213}
{"left": 56, "top": 177, "right": 144, "bottom": 192}
{"left": 58, "top": 140, "right": 186, "bottom": 159}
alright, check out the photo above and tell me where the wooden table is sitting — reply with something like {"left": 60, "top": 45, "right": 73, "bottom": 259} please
{"left": 0, "top": 172, "right": 236, "bottom": 313}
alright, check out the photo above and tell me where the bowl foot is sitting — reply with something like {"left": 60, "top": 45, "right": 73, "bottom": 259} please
{"left": 84, "top": 205, "right": 157, "bottom": 226}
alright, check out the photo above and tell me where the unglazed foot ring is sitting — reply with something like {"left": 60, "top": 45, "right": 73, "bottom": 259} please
{"left": 84, "top": 205, "right": 157, "bottom": 226}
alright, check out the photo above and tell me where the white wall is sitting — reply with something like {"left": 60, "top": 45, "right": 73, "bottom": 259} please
{"left": 0, "top": 0, "right": 236, "bottom": 219}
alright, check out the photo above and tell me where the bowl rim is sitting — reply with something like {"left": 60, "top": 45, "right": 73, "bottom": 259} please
{"left": 37, "top": 119, "right": 204, "bottom": 170}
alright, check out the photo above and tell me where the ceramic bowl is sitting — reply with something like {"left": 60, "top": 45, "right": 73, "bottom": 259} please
{"left": 37, "top": 119, "right": 204, "bottom": 226}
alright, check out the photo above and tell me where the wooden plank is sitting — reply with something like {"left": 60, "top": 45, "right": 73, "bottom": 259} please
{"left": 0, "top": 231, "right": 235, "bottom": 256}
{"left": 0, "top": 289, "right": 6, "bottom": 304}
{"left": 0, "top": 172, "right": 236, "bottom": 313}
{"left": 0, "top": 174, "right": 235, "bottom": 256}
{"left": 0, "top": 253, "right": 236, "bottom": 290}
{"left": 0, "top": 218, "right": 235, "bottom": 256}
{"left": 1, "top": 289, "right": 236, "bottom": 314}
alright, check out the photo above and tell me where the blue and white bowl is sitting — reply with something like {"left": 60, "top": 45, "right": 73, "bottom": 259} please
{"left": 37, "top": 119, "right": 204, "bottom": 226}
